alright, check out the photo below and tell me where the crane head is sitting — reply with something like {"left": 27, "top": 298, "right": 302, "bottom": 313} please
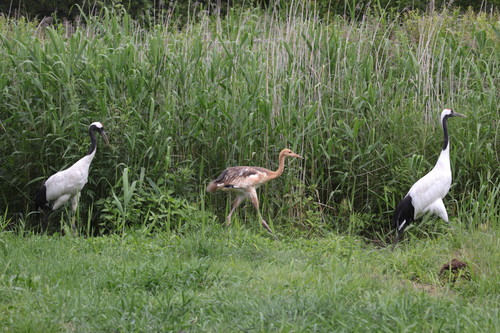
{"left": 441, "top": 108, "right": 466, "bottom": 120}
{"left": 90, "top": 122, "right": 110, "bottom": 145}
{"left": 280, "top": 149, "right": 303, "bottom": 159}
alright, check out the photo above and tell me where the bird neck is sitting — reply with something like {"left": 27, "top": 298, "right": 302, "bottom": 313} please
{"left": 88, "top": 127, "right": 97, "bottom": 156}
{"left": 441, "top": 115, "right": 450, "bottom": 151}
{"left": 436, "top": 117, "right": 451, "bottom": 169}
{"left": 270, "top": 152, "right": 288, "bottom": 179}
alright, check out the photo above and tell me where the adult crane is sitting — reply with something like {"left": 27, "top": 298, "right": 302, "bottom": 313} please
{"left": 35, "top": 122, "right": 109, "bottom": 233}
{"left": 206, "top": 148, "right": 303, "bottom": 239}
{"left": 392, "top": 109, "right": 466, "bottom": 246}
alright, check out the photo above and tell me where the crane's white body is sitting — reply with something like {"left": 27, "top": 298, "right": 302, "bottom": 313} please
{"left": 405, "top": 146, "right": 451, "bottom": 223}
{"left": 44, "top": 150, "right": 96, "bottom": 211}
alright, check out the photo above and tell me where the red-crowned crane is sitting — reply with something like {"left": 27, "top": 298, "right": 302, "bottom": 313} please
{"left": 392, "top": 109, "right": 466, "bottom": 246}
{"left": 35, "top": 122, "right": 109, "bottom": 233}
{"left": 206, "top": 148, "right": 303, "bottom": 239}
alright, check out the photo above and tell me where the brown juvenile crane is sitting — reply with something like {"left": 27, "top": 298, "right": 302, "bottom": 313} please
{"left": 206, "top": 149, "right": 303, "bottom": 238}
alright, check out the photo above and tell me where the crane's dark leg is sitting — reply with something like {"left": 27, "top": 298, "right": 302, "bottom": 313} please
{"left": 248, "top": 188, "right": 278, "bottom": 240}
{"left": 37, "top": 202, "right": 55, "bottom": 233}
{"left": 391, "top": 231, "right": 402, "bottom": 250}
{"left": 226, "top": 195, "right": 245, "bottom": 226}
{"left": 40, "top": 209, "right": 50, "bottom": 232}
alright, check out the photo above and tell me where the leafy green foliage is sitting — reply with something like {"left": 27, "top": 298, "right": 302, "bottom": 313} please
{"left": 98, "top": 166, "right": 215, "bottom": 233}
{"left": 0, "top": 5, "right": 498, "bottom": 237}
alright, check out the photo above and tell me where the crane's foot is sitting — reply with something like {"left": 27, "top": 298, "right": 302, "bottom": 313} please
{"left": 71, "top": 223, "right": 78, "bottom": 236}
{"left": 261, "top": 219, "right": 279, "bottom": 241}
{"left": 70, "top": 215, "right": 78, "bottom": 236}
{"left": 40, "top": 211, "right": 50, "bottom": 232}
{"left": 40, "top": 209, "right": 59, "bottom": 234}
{"left": 225, "top": 216, "right": 232, "bottom": 227}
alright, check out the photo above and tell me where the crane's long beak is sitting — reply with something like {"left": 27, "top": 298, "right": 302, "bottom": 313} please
{"left": 292, "top": 153, "right": 304, "bottom": 159}
{"left": 101, "top": 131, "right": 110, "bottom": 145}
{"left": 454, "top": 112, "right": 466, "bottom": 118}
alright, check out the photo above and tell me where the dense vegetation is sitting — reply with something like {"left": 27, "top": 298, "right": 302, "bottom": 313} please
{"left": 1, "top": 4, "right": 499, "bottom": 238}
{"left": 1, "top": 0, "right": 498, "bottom": 21}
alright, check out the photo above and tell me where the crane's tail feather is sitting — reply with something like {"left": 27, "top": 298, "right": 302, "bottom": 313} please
{"left": 34, "top": 184, "right": 48, "bottom": 211}
{"left": 206, "top": 181, "right": 219, "bottom": 193}
{"left": 207, "top": 169, "right": 230, "bottom": 193}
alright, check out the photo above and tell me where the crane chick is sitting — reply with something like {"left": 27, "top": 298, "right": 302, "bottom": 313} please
{"left": 207, "top": 148, "right": 303, "bottom": 238}
{"left": 392, "top": 109, "right": 466, "bottom": 246}
{"left": 35, "top": 122, "right": 109, "bottom": 233}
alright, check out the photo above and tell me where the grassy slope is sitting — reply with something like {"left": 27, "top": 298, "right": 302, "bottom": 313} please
{"left": 1, "top": 224, "right": 498, "bottom": 332}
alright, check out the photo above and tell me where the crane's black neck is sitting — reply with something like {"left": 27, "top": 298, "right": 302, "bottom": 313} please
{"left": 88, "top": 125, "right": 98, "bottom": 155}
{"left": 442, "top": 115, "right": 450, "bottom": 151}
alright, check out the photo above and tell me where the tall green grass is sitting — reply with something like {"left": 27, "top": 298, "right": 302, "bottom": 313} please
{"left": 0, "top": 5, "right": 498, "bottom": 236}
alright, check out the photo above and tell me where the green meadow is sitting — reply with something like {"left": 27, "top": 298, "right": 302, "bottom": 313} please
{"left": 1, "top": 225, "right": 499, "bottom": 331}
{"left": 0, "top": 3, "right": 499, "bottom": 331}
